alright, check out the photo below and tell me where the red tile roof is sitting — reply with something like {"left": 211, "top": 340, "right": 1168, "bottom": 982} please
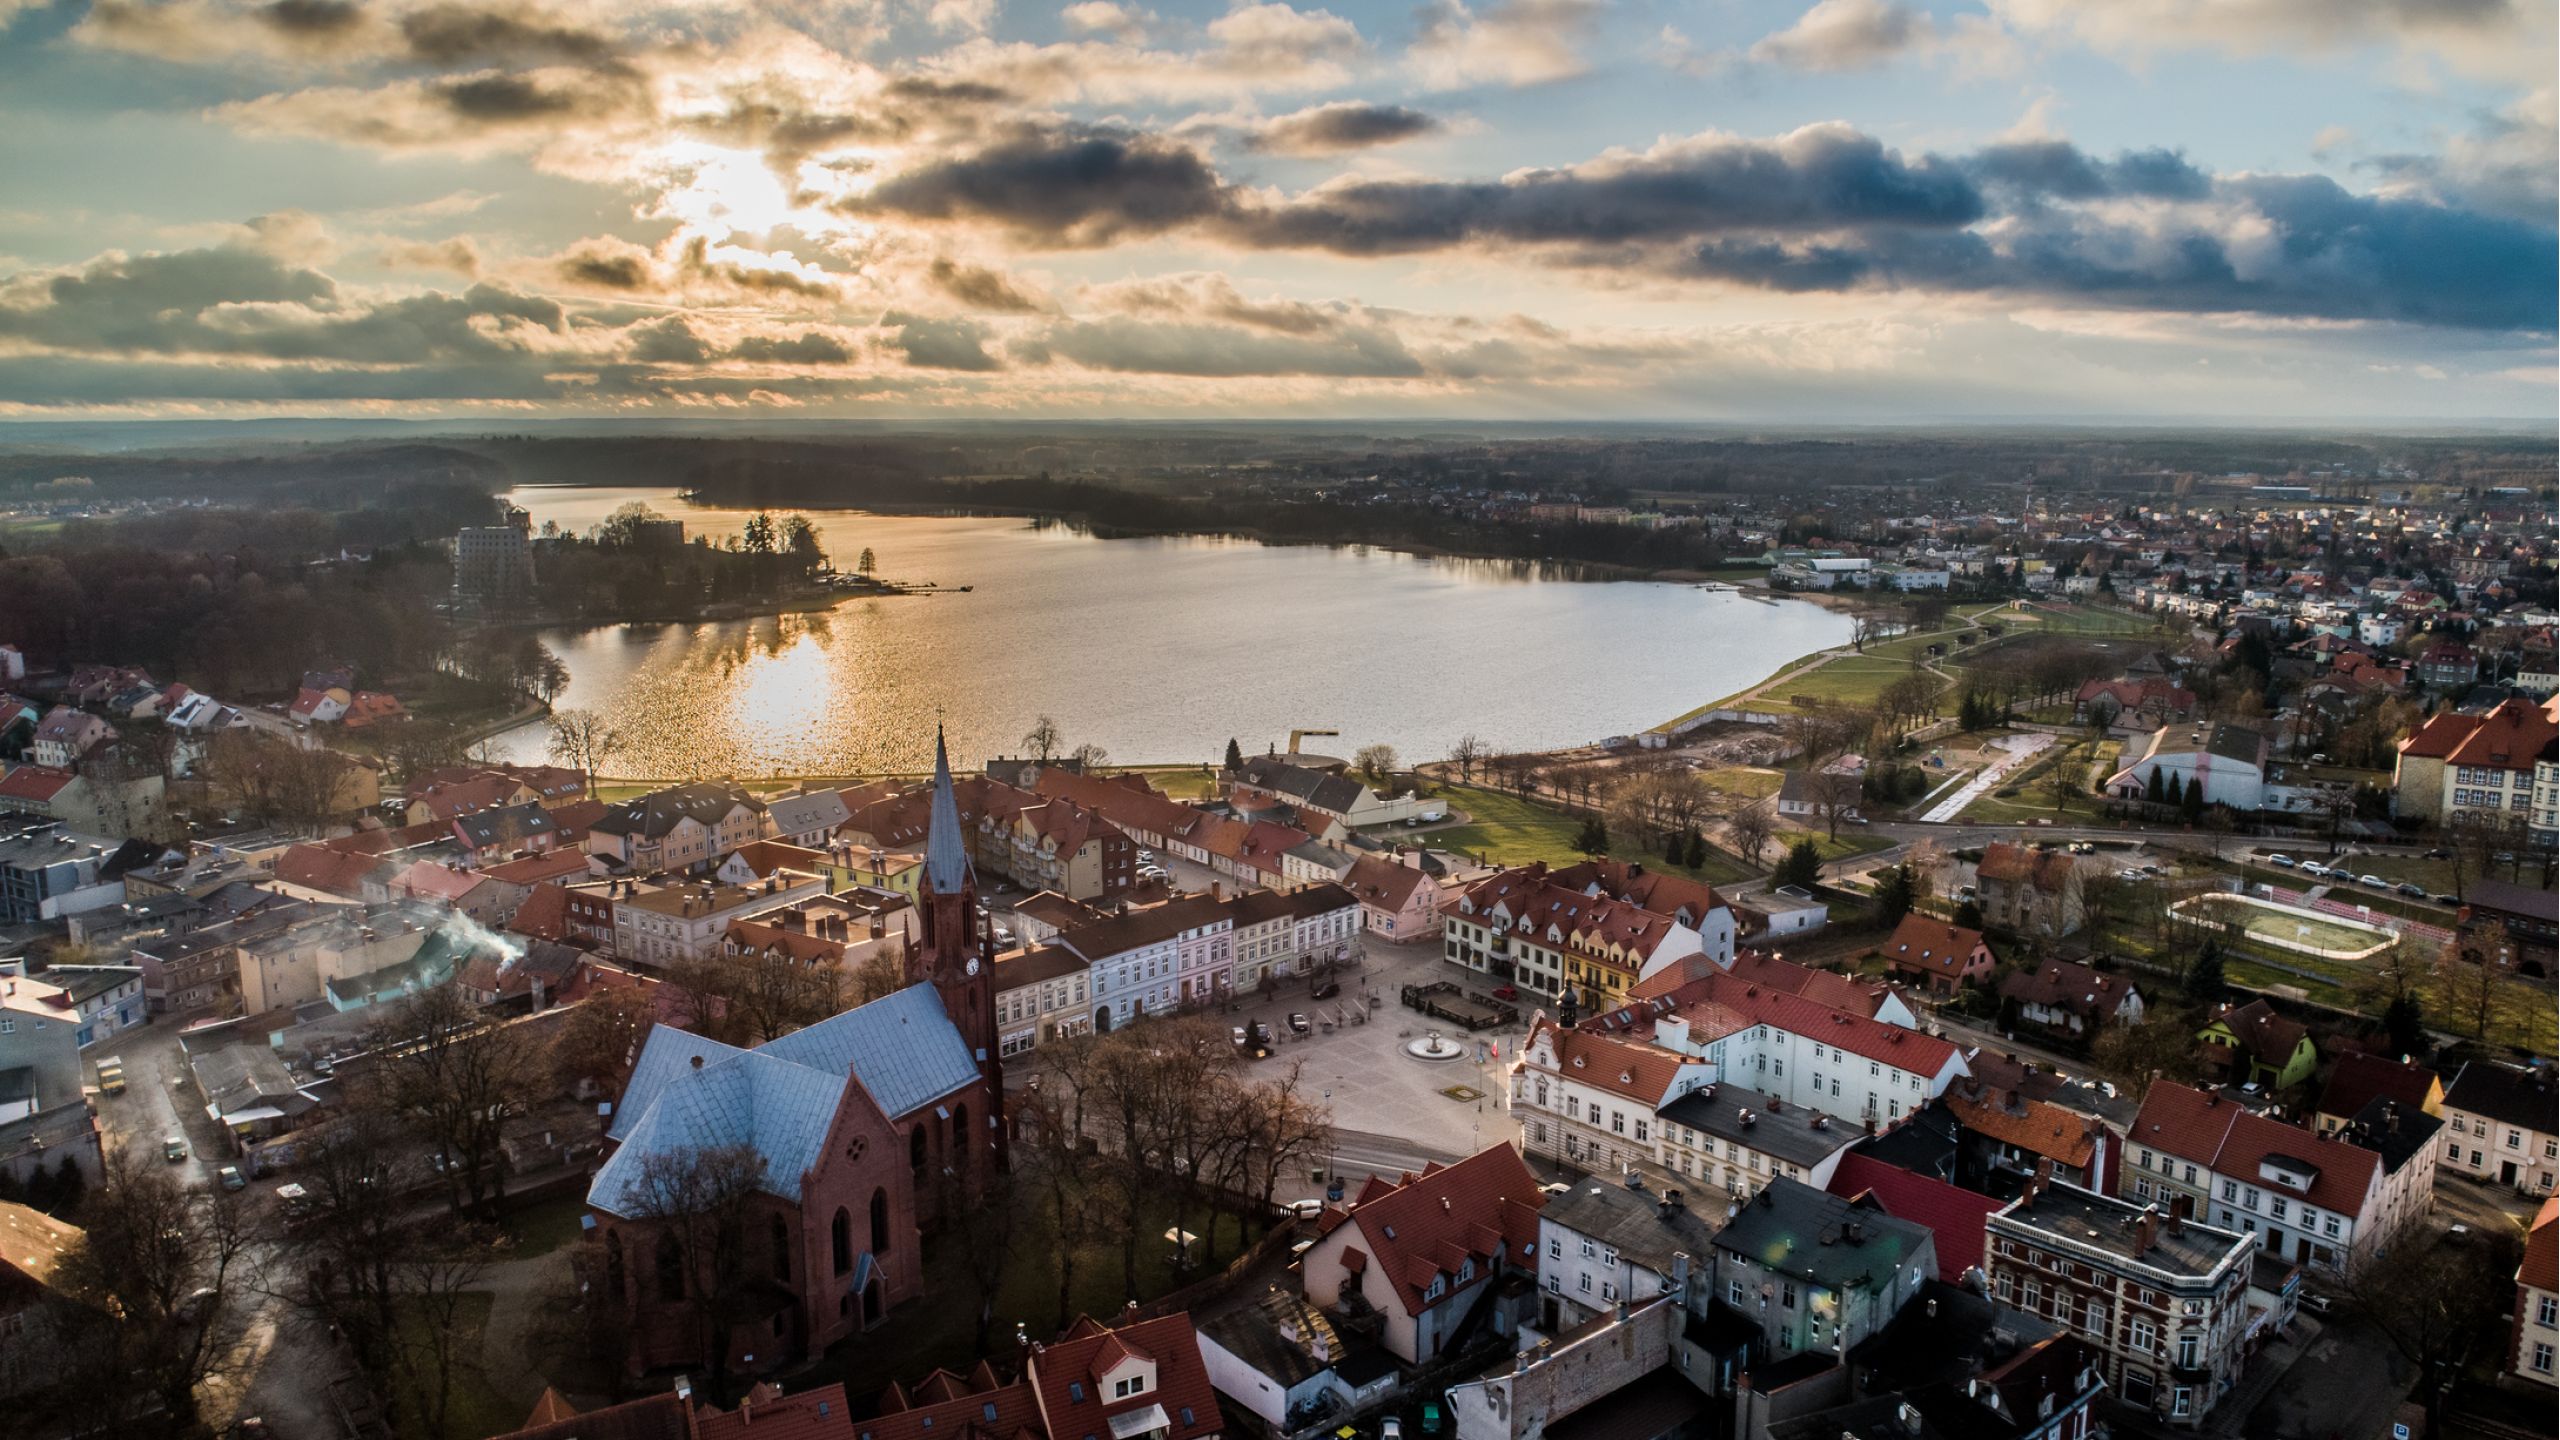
{"left": 2523, "top": 1198, "right": 2558, "bottom": 1294}
{"left": 693, "top": 1383, "right": 856, "bottom": 1440}
{"left": 1882, "top": 916, "right": 1990, "bottom": 977}
{"left": 273, "top": 842, "right": 381, "bottom": 899}
{"left": 1341, "top": 1144, "right": 1545, "bottom": 1315}
{"left": 1346, "top": 854, "right": 1434, "bottom": 912}
{"left": 1602, "top": 971, "right": 1961, "bottom": 1075}
{"left": 1826, "top": 1151, "right": 2002, "bottom": 1281}
{"left": 2400, "top": 698, "right": 2556, "bottom": 772}
{"left": 2129, "top": 1081, "right": 2381, "bottom": 1218}
{"left": 2316, "top": 1053, "right": 2440, "bottom": 1124}
{"left": 507, "top": 882, "right": 573, "bottom": 941}
{"left": 0, "top": 764, "right": 76, "bottom": 803}
{"left": 1722, "top": 950, "right": 1891, "bottom": 1018}
{"left": 482, "top": 850, "right": 594, "bottom": 886}
{"left": 1522, "top": 1014, "right": 1701, "bottom": 1105}
{"left": 1945, "top": 1085, "right": 2101, "bottom": 1171}
{"left": 1975, "top": 843, "right": 2076, "bottom": 894}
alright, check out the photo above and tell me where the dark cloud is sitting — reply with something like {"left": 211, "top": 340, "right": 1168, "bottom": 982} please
{"left": 1245, "top": 102, "right": 1440, "bottom": 156}
{"left": 927, "top": 257, "right": 1046, "bottom": 312}
{"left": 439, "top": 73, "right": 599, "bottom": 120}
{"left": 732, "top": 331, "right": 855, "bottom": 364}
{"left": 1676, "top": 174, "right": 2556, "bottom": 330}
{"left": 859, "top": 124, "right": 1233, "bottom": 246}
{"left": 1229, "top": 124, "right": 1982, "bottom": 254}
{"left": 882, "top": 313, "right": 1002, "bottom": 370}
{"left": 627, "top": 316, "right": 711, "bottom": 363}
{"left": 557, "top": 237, "right": 656, "bottom": 289}
{"left": 398, "top": 5, "right": 626, "bottom": 67}
{"left": 0, "top": 243, "right": 567, "bottom": 361}
{"left": 258, "top": 0, "right": 364, "bottom": 37}
{"left": 1967, "top": 141, "right": 2211, "bottom": 201}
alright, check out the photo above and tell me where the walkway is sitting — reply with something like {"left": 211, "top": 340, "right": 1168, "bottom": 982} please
{"left": 1916, "top": 733, "right": 2054, "bottom": 823}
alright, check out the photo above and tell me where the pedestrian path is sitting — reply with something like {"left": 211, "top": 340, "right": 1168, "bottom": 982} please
{"left": 1917, "top": 733, "right": 2054, "bottom": 823}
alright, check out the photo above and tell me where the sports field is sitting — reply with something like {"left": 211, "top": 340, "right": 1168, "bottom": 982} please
{"left": 2172, "top": 893, "right": 2396, "bottom": 960}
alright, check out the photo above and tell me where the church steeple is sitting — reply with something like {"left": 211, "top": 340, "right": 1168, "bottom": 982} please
{"left": 913, "top": 725, "right": 1006, "bottom": 1170}
{"left": 923, "top": 725, "right": 969, "bottom": 898}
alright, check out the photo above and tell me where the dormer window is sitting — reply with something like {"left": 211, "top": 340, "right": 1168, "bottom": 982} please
{"left": 1113, "top": 1375, "right": 1148, "bottom": 1399}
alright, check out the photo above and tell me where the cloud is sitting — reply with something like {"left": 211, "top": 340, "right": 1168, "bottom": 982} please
{"left": 1231, "top": 123, "right": 1984, "bottom": 253}
{"left": 0, "top": 240, "right": 568, "bottom": 362}
{"left": 373, "top": 236, "right": 486, "bottom": 276}
{"left": 1673, "top": 173, "right": 2556, "bottom": 330}
{"left": 1030, "top": 313, "right": 1426, "bottom": 376}
{"left": 1748, "top": 0, "right": 1931, "bottom": 70}
{"left": 1407, "top": 0, "right": 1603, "bottom": 88}
{"left": 882, "top": 312, "right": 1003, "bottom": 369}
{"left": 859, "top": 123, "right": 1233, "bottom": 245}
{"left": 395, "top": 5, "right": 627, "bottom": 67}
{"left": 913, "top": 5, "right": 1364, "bottom": 104}
{"left": 1060, "top": 0, "right": 1152, "bottom": 41}
{"left": 731, "top": 330, "right": 856, "bottom": 363}
{"left": 556, "top": 235, "right": 661, "bottom": 290}
{"left": 627, "top": 315, "right": 713, "bottom": 363}
{"left": 1964, "top": 140, "right": 2212, "bottom": 200}
{"left": 1246, "top": 102, "right": 1440, "bottom": 155}
{"left": 927, "top": 257, "right": 1049, "bottom": 311}
{"left": 218, "top": 65, "right": 654, "bottom": 149}
{"left": 2358, "top": 88, "right": 2557, "bottom": 224}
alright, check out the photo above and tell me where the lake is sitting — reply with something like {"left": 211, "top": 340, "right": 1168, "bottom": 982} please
{"left": 480, "top": 486, "right": 1852, "bottom": 778}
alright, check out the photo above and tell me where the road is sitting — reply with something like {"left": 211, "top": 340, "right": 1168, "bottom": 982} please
{"left": 99, "top": 1021, "right": 352, "bottom": 1440}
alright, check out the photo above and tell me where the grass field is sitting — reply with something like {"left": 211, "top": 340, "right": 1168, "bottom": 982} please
{"left": 1699, "top": 767, "right": 1782, "bottom": 800}
{"left": 2175, "top": 893, "right": 2397, "bottom": 957}
{"left": 397, "top": 1289, "right": 515, "bottom": 1440}
{"left": 1433, "top": 784, "right": 1755, "bottom": 884}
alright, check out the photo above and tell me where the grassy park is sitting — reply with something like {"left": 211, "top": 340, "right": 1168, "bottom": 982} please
{"left": 1432, "top": 783, "right": 1755, "bottom": 885}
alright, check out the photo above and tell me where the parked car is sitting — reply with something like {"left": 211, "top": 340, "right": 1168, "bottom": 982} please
{"left": 1135, "top": 849, "right": 1156, "bottom": 863}
{"left": 2359, "top": 874, "right": 2387, "bottom": 889}
{"left": 2396, "top": 882, "right": 2428, "bottom": 899}
{"left": 2432, "top": 893, "right": 2460, "bottom": 906}
{"left": 2424, "top": 847, "right": 2452, "bottom": 860}
{"left": 217, "top": 1165, "right": 245, "bottom": 1191}
{"left": 2117, "top": 868, "right": 2145, "bottom": 882}
{"left": 1310, "top": 981, "right": 1341, "bottom": 1001}
{"left": 2267, "top": 854, "right": 2295, "bottom": 868}
{"left": 163, "top": 1136, "right": 188, "bottom": 1163}
{"left": 95, "top": 1057, "right": 126, "bottom": 1095}
{"left": 1491, "top": 985, "right": 1518, "bottom": 1001}
{"left": 2300, "top": 1292, "right": 2334, "bottom": 1316}
{"left": 1232, "top": 1025, "right": 1249, "bottom": 1049}
{"left": 1844, "top": 815, "right": 1871, "bottom": 826}
{"left": 2299, "top": 862, "right": 2329, "bottom": 878}
{"left": 1285, "top": 1198, "right": 1324, "bottom": 1220}
{"left": 1287, "top": 1012, "right": 1312, "bottom": 1035}
{"left": 1383, "top": 1419, "right": 1403, "bottom": 1440}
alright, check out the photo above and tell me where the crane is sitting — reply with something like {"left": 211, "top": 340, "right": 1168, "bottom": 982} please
{"left": 1286, "top": 728, "right": 1339, "bottom": 755}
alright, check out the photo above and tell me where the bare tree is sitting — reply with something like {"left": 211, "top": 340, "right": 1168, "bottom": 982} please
{"left": 672, "top": 947, "right": 846, "bottom": 1045}
{"left": 547, "top": 983, "right": 660, "bottom": 1095}
{"left": 1023, "top": 715, "right": 1063, "bottom": 762}
{"left": 2340, "top": 1226, "right": 2526, "bottom": 1432}
{"left": 1727, "top": 798, "right": 1776, "bottom": 866}
{"left": 547, "top": 708, "right": 621, "bottom": 794}
{"left": 1354, "top": 744, "right": 1400, "bottom": 786}
{"left": 1070, "top": 742, "right": 1110, "bottom": 771}
{"left": 42, "top": 1147, "right": 253, "bottom": 1433}
{"left": 373, "top": 980, "right": 549, "bottom": 1212}
{"left": 1447, "top": 733, "right": 1486, "bottom": 784}
{"left": 623, "top": 1142, "right": 772, "bottom": 1407}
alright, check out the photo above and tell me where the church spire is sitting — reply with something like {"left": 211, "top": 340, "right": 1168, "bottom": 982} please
{"left": 924, "top": 724, "right": 969, "bottom": 896}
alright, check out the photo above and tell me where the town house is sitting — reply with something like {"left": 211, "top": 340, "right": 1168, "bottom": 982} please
{"left": 1880, "top": 915, "right": 1995, "bottom": 995}
{"left": 586, "top": 783, "right": 769, "bottom": 874}
{"left": 1999, "top": 959, "right": 2145, "bottom": 1040}
{"left": 613, "top": 875, "right": 823, "bottom": 968}
{"left": 1709, "top": 1177, "right": 1935, "bottom": 1360}
{"left": 1598, "top": 970, "right": 1968, "bottom": 1127}
{"left": 2440, "top": 1061, "right": 2558, "bottom": 1195}
{"left": 1973, "top": 844, "right": 2088, "bottom": 941}
{"left": 993, "top": 943, "right": 1091, "bottom": 1056}
{"left": 1443, "top": 865, "right": 1701, "bottom": 1006}
{"left": 2124, "top": 1081, "right": 2394, "bottom": 1271}
{"left": 1298, "top": 1143, "right": 1546, "bottom": 1366}
{"left": 1054, "top": 893, "right": 1234, "bottom": 1031}
{"left": 1533, "top": 1178, "right": 1718, "bottom": 1332}
{"left": 1511, "top": 1016, "right": 1714, "bottom": 1177}
{"left": 1985, "top": 1175, "right": 2255, "bottom": 1428}
{"left": 1343, "top": 854, "right": 1445, "bottom": 942}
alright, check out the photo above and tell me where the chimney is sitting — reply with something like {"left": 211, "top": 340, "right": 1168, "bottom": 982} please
{"left": 1661, "top": 1188, "right": 1682, "bottom": 1220}
{"left": 2134, "top": 1205, "right": 2159, "bottom": 1257}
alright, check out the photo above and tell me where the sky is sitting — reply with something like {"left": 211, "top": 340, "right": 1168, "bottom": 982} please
{"left": 0, "top": 0, "right": 2552, "bottom": 422}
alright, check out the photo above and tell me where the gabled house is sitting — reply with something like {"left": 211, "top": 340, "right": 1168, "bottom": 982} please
{"left": 2123, "top": 1080, "right": 2395, "bottom": 1271}
{"left": 2440, "top": 1061, "right": 2558, "bottom": 1196}
{"left": 1511, "top": 1015, "right": 1713, "bottom": 1178}
{"left": 1880, "top": 915, "right": 1994, "bottom": 996}
{"left": 2514, "top": 1199, "right": 2558, "bottom": 1388}
{"left": 28, "top": 708, "right": 112, "bottom": 770}
{"left": 867, "top": 1313, "right": 1225, "bottom": 1440}
{"left": 1998, "top": 959, "right": 2144, "bottom": 1039}
{"left": 1343, "top": 854, "right": 1445, "bottom": 942}
{"left": 1298, "top": 1143, "right": 1545, "bottom": 1366}
{"left": 1973, "top": 843, "right": 2087, "bottom": 940}
{"left": 2194, "top": 1000, "right": 2315, "bottom": 1091}
{"left": 2312, "top": 1053, "right": 2441, "bottom": 1138}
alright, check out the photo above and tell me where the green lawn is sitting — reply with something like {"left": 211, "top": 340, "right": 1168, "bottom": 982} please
{"left": 1699, "top": 768, "right": 1782, "bottom": 800}
{"left": 1128, "top": 766, "right": 1222, "bottom": 801}
{"left": 1434, "top": 784, "right": 1755, "bottom": 884}
{"left": 1784, "top": 828, "right": 1899, "bottom": 862}
{"left": 501, "top": 1193, "right": 592, "bottom": 1258}
{"left": 1751, "top": 657, "right": 1950, "bottom": 717}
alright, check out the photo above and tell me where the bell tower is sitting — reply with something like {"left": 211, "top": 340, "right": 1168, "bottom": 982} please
{"left": 915, "top": 726, "right": 1006, "bottom": 1166}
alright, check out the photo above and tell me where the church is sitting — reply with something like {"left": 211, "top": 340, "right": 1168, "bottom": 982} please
{"left": 585, "top": 730, "right": 1006, "bottom": 1376}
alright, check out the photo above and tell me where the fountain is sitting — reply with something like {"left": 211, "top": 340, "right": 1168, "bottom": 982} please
{"left": 1404, "top": 1029, "right": 1465, "bottom": 1063}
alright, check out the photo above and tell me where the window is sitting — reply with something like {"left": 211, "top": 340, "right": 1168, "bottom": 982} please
{"left": 2131, "top": 1318, "right": 2156, "bottom": 1352}
{"left": 2220, "top": 1179, "right": 2238, "bottom": 1201}
{"left": 1578, "top": 1273, "right": 1592, "bottom": 1294}
{"left": 2537, "top": 1343, "right": 2556, "bottom": 1375}
{"left": 1550, "top": 1238, "right": 1563, "bottom": 1259}
{"left": 2271, "top": 1198, "right": 2287, "bottom": 1221}
{"left": 2539, "top": 1296, "right": 2558, "bottom": 1328}
{"left": 2323, "top": 1216, "right": 2340, "bottom": 1238}
{"left": 2172, "top": 1387, "right": 2191, "bottom": 1418}
{"left": 1114, "top": 1376, "right": 1146, "bottom": 1399}
{"left": 832, "top": 1208, "right": 853, "bottom": 1276}
{"left": 1580, "top": 1238, "right": 1595, "bottom": 1257}
{"left": 1781, "top": 1282, "right": 1796, "bottom": 1308}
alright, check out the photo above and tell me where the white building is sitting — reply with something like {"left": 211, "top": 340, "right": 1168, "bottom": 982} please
{"left": 2106, "top": 722, "right": 2269, "bottom": 811}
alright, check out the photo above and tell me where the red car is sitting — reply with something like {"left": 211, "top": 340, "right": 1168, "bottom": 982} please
{"left": 1491, "top": 985, "right": 1517, "bottom": 1000}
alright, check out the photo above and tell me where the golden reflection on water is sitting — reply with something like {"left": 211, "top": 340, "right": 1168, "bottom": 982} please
{"left": 484, "top": 496, "right": 1856, "bottom": 780}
